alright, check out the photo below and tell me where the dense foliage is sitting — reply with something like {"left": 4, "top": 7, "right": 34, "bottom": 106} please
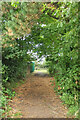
{"left": 1, "top": 2, "right": 41, "bottom": 117}
{"left": 1, "top": 2, "right": 79, "bottom": 118}
{"left": 28, "top": 2, "right": 79, "bottom": 117}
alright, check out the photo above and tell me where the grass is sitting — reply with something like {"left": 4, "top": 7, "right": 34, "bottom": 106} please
{"left": 33, "top": 68, "right": 49, "bottom": 74}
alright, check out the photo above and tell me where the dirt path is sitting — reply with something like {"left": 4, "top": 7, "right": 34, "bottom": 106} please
{"left": 9, "top": 72, "right": 68, "bottom": 118}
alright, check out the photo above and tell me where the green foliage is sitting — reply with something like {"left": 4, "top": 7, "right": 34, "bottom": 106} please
{"left": 28, "top": 2, "right": 79, "bottom": 118}
{"left": 1, "top": 2, "right": 80, "bottom": 118}
{"left": 1, "top": 2, "right": 42, "bottom": 117}
{"left": 11, "top": 1, "right": 19, "bottom": 8}
{"left": 45, "top": 3, "right": 79, "bottom": 118}
{"left": 0, "top": 90, "right": 9, "bottom": 118}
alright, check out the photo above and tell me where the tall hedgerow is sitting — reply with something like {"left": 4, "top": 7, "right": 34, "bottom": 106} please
{"left": 1, "top": 2, "right": 41, "bottom": 117}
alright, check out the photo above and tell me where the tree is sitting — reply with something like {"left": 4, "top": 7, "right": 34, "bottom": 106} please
{"left": 27, "top": 2, "right": 79, "bottom": 117}
{"left": 1, "top": 2, "right": 42, "bottom": 117}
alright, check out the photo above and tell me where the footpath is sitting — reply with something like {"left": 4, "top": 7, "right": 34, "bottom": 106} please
{"left": 9, "top": 71, "right": 68, "bottom": 118}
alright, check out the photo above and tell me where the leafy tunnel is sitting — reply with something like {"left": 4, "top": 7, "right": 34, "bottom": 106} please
{"left": 1, "top": 2, "right": 79, "bottom": 119}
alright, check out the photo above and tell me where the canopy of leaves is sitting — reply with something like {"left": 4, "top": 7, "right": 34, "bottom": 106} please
{"left": 26, "top": 2, "right": 79, "bottom": 117}
{"left": 2, "top": 2, "right": 42, "bottom": 83}
{"left": 1, "top": 2, "right": 42, "bottom": 117}
{"left": 1, "top": 2, "right": 80, "bottom": 118}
